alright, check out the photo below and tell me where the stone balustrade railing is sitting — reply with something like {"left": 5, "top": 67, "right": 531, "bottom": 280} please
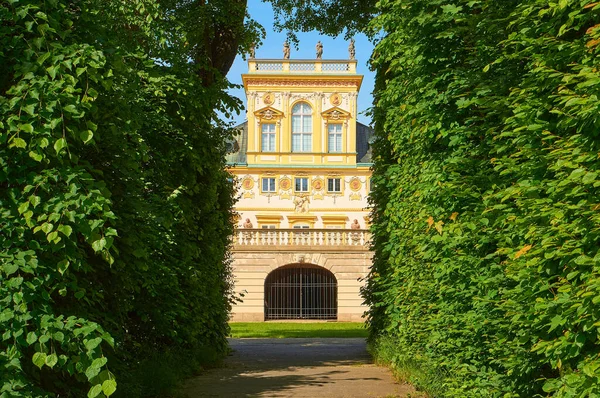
{"left": 232, "top": 229, "right": 371, "bottom": 251}
{"left": 247, "top": 59, "right": 357, "bottom": 74}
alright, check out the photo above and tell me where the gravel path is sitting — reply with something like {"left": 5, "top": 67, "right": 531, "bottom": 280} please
{"left": 181, "top": 338, "right": 416, "bottom": 397}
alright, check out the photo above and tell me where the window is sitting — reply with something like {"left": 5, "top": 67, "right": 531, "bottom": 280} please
{"left": 293, "top": 225, "right": 310, "bottom": 229}
{"left": 291, "top": 102, "right": 312, "bottom": 152}
{"left": 295, "top": 177, "right": 309, "bottom": 192}
{"left": 261, "top": 225, "right": 276, "bottom": 229}
{"left": 328, "top": 124, "right": 343, "bottom": 153}
{"left": 261, "top": 123, "right": 276, "bottom": 152}
{"left": 262, "top": 177, "right": 276, "bottom": 192}
{"left": 327, "top": 178, "right": 341, "bottom": 193}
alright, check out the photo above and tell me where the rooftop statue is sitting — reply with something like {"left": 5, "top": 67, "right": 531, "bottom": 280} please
{"left": 349, "top": 39, "right": 356, "bottom": 60}
{"left": 249, "top": 43, "right": 255, "bottom": 58}
{"left": 283, "top": 41, "right": 290, "bottom": 59}
{"left": 316, "top": 41, "right": 323, "bottom": 59}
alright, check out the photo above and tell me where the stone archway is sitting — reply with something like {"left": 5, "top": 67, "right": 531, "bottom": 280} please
{"left": 264, "top": 263, "right": 337, "bottom": 321}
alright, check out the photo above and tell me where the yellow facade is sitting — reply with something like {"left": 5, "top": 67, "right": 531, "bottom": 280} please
{"left": 227, "top": 56, "right": 373, "bottom": 322}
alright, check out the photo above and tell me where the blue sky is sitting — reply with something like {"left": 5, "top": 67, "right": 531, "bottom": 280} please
{"left": 225, "top": 0, "right": 376, "bottom": 126}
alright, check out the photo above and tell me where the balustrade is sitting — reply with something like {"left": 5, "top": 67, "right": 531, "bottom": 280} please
{"left": 233, "top": 229, "right": 370, "bottom": 251}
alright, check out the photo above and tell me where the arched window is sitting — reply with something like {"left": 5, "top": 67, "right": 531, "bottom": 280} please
{"left": 291, "top": 102, "right": 312, "bottom": 152}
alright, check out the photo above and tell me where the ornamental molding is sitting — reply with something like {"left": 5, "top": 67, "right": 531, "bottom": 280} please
{"left": 245, "top": 79, "right": 360, "bottom": 88}
{"left": 322, "top": 106, "right": 352, "bottom": 120}
{"left": 254, "top": 106, "right": 285, "bottom": 121}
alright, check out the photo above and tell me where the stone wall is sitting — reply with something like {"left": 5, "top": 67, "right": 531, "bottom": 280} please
{"left": 230, "top": 251, "right": 372, "bottom": 322}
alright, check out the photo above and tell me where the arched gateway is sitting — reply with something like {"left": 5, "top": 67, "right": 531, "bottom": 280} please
{"left": 264, "top": 264, "right": 337, "bottom": 320}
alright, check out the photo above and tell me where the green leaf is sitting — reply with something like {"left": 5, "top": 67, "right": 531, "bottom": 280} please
{"left": 54, "top": 138, "right": 67, "bottom": 154}
{"left": 37, "top": 52, "right": 51, "bottom": 65}
{"left": 18, "top": 123, "right": 33, "bottom": 133}
{"left": 45, "top": 353, "right": 58, "bottom": 368}
{"left": 64, "top": 104, "right": 78, "bottom": 113}
{"left": 32, "top": 352, "right": 47, "bottom": 369}
{"left": 46, "top": 65, "right": 58, "bottom": 80}
{"left": 88, "top": 384, "right": 103, "bottom": 398}
{"left": 29, "top": 195, "right": 41, "bottom": 208}
{"left": 80, "top": 130, "right": 94, "bottom": 143}
{"left": 18, "top": 201, "right": 29, "bottom": 214}
{"left": 57, "top": 259, "right": 70, "bottom": 275}
{"left": 57, "top": 225, "right": 73, "bottom": 237}
{"left": 102, "top": 379, "right": 117, "bottom": 396}
{"left": 3, "top": 263, "right": 18, "bottom": 276}
{"left": 26, "top": 332, "right": 38, "bottom": 345}
{"left": 92, "top": 237, "right": 107, "bottom": 252}
{"left": 12, "top": 137, "right": 27, "bottom": 148}
{"left": 85, "top": 337, "right": 103, "bottom": 352}
{"left": 29, "top": 151, "right": 44, "bottom": 162}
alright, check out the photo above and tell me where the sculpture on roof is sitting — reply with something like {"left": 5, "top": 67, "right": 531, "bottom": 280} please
{"left": 283, "top": 41, "right": 290, "bottom": 59}
{"left": 249, "top": 43, "right": 256, "bottom": 58}
{"left": 316, "top": 41, "right": 323, "bottom": 59}
{"left": 348, "top": 39, "right": 355, "bottom": 60}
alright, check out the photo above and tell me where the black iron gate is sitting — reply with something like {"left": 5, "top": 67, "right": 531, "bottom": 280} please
{"left": 264, "top": 265, "right": 337, "bottom": 320}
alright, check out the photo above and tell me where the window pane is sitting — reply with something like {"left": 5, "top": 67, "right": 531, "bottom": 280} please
{"left": 292, "top": 116, "right": 301, "bottom": 132}
{"left": 292, "top": 134, "right": 301, "bottom": 152}
{"left": 302, "top": 134, "right": 311, "bottom": 151}
{"left": 269, "top": 134, "right": 275, "bottom": 151}
{"left": 302, "top": 116, "right": 311, "bottom": 132}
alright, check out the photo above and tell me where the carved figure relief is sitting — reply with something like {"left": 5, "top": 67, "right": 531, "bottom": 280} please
{"left": 293, "top": 196, "right": 310, "bottom": 213}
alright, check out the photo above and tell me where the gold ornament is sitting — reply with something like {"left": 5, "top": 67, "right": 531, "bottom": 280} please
{"left": 330, "top": 93, "right": 342, "bottom": 106}
{"left": 263, "top": 92, "right": 274, "bottom": 105}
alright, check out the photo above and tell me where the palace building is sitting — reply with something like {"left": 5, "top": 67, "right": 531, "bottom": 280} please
{"left": 227, "top": 48, "right": 373, "bottom": 322}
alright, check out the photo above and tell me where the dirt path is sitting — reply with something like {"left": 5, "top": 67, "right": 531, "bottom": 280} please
{"left": 181, "top": 338, "right": 416, "bottom": 397}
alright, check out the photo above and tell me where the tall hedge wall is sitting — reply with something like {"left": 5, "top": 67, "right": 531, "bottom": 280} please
{"left": 364, "top": 0, "right": 600, "bottom": 396}
{"left": 1, "top": 1, "right": 252, "bottom": 396}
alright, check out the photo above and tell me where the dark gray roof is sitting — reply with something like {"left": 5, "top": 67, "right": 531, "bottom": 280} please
{"left": 226, "top": 121, "right": 374, "bottom": 165}
{"left": 356, "top": 121, "right": 373, "bottom": 163}
{"left": 225, "top": 122, "right": 248, "bottom": 165}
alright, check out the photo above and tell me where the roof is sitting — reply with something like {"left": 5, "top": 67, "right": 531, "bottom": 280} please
{"left": 225, "top": 121, "right": 374, "bottom": 165}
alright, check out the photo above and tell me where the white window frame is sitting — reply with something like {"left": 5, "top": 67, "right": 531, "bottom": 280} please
{"left": 261, "top": 177, "right": 276, "bottom": 193}
{"left": 327, "top": 124, "right": 343, "bottom": 153}
{"left": 327, "top": 178, "right": 342, "bottom": 193}
{"left": 261, "top": 123, "right": 276, "bottom": 152}
{"left": 294, "top": 177, "right": 309, "bottom": 192}
{"left": 293, "top": 225, "right": 310, "bottom": 229}
{"left": 291, "top": 102, "right": 312, "bottom": 152}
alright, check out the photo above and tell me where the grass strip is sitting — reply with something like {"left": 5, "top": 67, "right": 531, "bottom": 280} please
{"left": 229, "top": 322, "right": 368, "bottom": 338}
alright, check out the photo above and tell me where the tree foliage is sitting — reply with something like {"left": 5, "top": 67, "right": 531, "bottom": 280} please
{"left": 1, "top": 0, "right": 260, "bottom": 396}
{"left": 363, "top": 0, "right": 600, "bottom": 396}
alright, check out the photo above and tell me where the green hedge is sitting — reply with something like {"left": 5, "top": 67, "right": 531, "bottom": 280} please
{"left": 1, "top": 1, "right": 250, "bottom": 396}
{"left": 364, "top": 0, "right": 600, "bottom": 396}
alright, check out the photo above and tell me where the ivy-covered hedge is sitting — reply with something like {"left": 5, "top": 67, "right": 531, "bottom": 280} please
{"left": 364, "top": 0, "right": 600, "bottom": 396}
{"left": 1, "top": 0, "right": 250, "bottom": 396}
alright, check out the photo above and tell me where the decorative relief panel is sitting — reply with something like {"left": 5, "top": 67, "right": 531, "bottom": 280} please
{"left": 312, "top": 178, "right": 324, "bottom": 200}
{"left": 279, "top": 176, "right": 292, "bottom": 200}
{"left": 349, "top": 177, "right": 362, "bottom": 192}
{"left": 241, "top": 175, "right": 255, "bottom": 199}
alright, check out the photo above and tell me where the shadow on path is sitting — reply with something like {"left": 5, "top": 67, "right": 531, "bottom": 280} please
{"left": 181, "top": 338, "right": 416, "bottom": 398}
